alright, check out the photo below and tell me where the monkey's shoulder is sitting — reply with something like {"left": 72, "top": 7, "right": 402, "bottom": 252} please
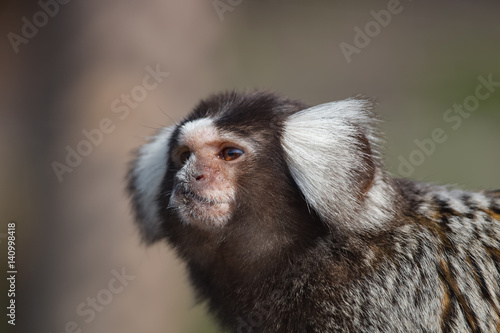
{"left": 394, "top": 179, "right": 500, "bottom": 224}
{"left": 389, "top": 182, "right": 500, "bottom": 262}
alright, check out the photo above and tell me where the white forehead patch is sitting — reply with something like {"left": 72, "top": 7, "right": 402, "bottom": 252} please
{"left": 179, "top": 118, "right": 217, "bottom": 145}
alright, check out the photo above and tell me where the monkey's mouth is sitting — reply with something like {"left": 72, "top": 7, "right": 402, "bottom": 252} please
{"left": 173, "top": 188, "right": 231, "bottom": 207}
{"left": 171, "top": 188, "right": 232, "bottom": 227}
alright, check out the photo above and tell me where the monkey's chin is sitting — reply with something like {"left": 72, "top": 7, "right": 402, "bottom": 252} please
{"left": 172, "top": 192, "right": 232, "bottom": 228}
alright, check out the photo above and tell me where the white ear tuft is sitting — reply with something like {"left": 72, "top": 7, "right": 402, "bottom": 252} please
{"left": 281, "top": 99, "right": 386, "bottom": 231}
{"left": 129, "top": 126, "right": 176, "bottom": 243}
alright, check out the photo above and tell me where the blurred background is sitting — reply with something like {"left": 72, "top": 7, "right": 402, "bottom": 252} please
{"left": 1, "top": 0, "right": 499, "bottom": 332}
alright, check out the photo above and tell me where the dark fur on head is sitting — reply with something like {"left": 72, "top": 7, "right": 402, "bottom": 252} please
{"left": 127, "top": 91, "right": 500, "bottom": 332}
{"left": 160, "top": 92, "right": 327, "bottom": 267}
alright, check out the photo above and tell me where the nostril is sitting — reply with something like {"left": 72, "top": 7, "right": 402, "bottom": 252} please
{"left": 195, "top": 174, "right": 205, "bottom": 181}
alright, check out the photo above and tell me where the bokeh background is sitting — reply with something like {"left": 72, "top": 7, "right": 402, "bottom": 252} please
{"left": 1, "top": 0, "right": 500, "bottom": 332}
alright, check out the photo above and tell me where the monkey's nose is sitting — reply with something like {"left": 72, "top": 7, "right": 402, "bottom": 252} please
{"left": 195, "top": 174, "right": 205, "bottom": 181}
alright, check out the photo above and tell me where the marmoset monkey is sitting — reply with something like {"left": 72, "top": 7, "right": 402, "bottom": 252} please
{"left": 127, "top": 91, "right": 500, "bottom": 332}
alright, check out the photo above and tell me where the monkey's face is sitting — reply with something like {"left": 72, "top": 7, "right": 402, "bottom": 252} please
{"left": 168, "top": 118, "right": 252, "bottom": 229}
{"left": 129, "top": 91, "right": 383, "bottom": 245}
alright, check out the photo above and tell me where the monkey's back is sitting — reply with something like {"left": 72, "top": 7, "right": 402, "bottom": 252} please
{"left": 304, "top": 184, "right": 500, "bottom": 333}
{"left": 414, "top": 186, "right": 500, "bottom": 332}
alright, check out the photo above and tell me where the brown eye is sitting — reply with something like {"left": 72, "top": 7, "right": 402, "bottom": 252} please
{"left": 219, "top": 147, "right": 244, "bottom": 161}
{"left": 180, "top": 151, "right": 191, "bottom": 164}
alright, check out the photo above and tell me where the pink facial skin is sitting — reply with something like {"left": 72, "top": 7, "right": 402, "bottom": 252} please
{"left": 170, "top": 119, "right": 249, "bottom": 229}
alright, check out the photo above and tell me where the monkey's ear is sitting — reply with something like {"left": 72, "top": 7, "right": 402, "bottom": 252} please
{"left": 281, "top": 98, "right": 380, "bottom": 229}
{"left": 127, "top": 126, "right": 176, "bottom": 244}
